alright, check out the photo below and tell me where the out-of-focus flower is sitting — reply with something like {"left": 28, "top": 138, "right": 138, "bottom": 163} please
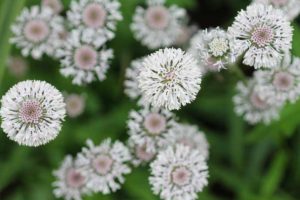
{"left": 53, "top": 155, "right": 90, "bottom": 200}
{"left": 252, "top": 0, "right": 300, "bottom": 21}
{"left": 7, "top": 56, "right": 28, "bottom": 78}
{"left": 131, "top": 0, "right": 186, "bottom": 49}
{"left": 138, "top": 48, "right": 201, "bottom": 110}
{"left": 67, "top": 0, "right": 122, "bottom": 47}
{"left": 0, "top": 80, "right": 66, "bottom": 146}
{"left": 65, "top": 94, "right": 86, "bottom": 118}
{"left": 76, "top": 139, "right": 131, "bottom": 194}
{"left": 175, "top": 24, "right": 198, "bottom": 47}
{"left": 42, "top": 0, "right": 63, "bottom": 14}
{"left": 228, "top": 4, "right": 293, "bottom": 69}
{"left": 233, "top": 79, "right": 283, "bottom": 125}
{"left": 57, "top": 30, "right": 113, "bottom": 85}
{"left": 127, "top": 107, "right": 177, "bottom": 154}
{"left": 128, "top": 139, "right": 156, "bottom": 167}
{"left": 11, "top": 6, "right": 64, "bottom": 59}
{"left": 149, "top": 145, "right": 209, "bottom": 200}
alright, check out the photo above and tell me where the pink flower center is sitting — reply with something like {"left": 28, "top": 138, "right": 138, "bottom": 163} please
{"left": 82, "top": 3, "right": 107, "bottom": 28}
{"left": 178, "top": 138, "right": 195, "bottom": 149}
{"left": 66, "top": 95, "right": 85, "bottom": 118}
{"left": 273, "top": 71, "right": 294, "bottom": 91}
{"left": 144, "top": 113, "right": 167, "bottom": 135}
{"left": 42, "top": 0, "right": 63, "bottom": 13}
{"left": 251, "top": 26, "right": 274, "bottom": 47}
{"left": 24, "top": 20, "right": 50, "bottom": 43}
{"left": 145, "top": 6, "right": 170, "bottom": 30}
{"left": 92, "top": 155, "right": 113, "bottom": 175}
{"left": 135, "top": 144, "right": 155, "bottom": 161}
{"left": 171, "top": 166, "right": 192, "bottom": 186}
{"left": 19, "top": 99, "right": 43, "bottom": 124}
{"left": 66, "top": 168, "right": 86, "bottom": 188}
{"left": 250, "top": 91, "right": 268, "bottom": 110}
{"left": 271, "top": 0, "right": 289, "bottom": 7}
{"left": 74, "top": 45, "right": 97, "bottom": 70}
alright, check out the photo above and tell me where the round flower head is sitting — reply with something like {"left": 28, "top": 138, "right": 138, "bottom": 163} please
{"left": 195, "top": 28, "right": 236, "bottom": 71}
{"left": 65, "top": 94, "right": 86, "bottom": 118}
{"left": 131, "top": 0, "right": 186, "bottom": 49}
{"left": 127, "top": 107, "right": 177, "bottom": 154}
{"left": 7, "top": 56, "right": 28, "bottom": 78}
{"left": 128, "top": 139, "right": 156, "bottom": 167}
{"left": 11, "top": 6, "right": 64, "bottom": 59}
{"left": 138, "top": 48, "right": 201, "bottom": 110}
{"left": 253, "top": 0, "right": 300, "bottom": 21}
{"left": 169, "top": 123, "right": 209, "bottom": 160}
{"left": 255, "top": 54, "right": 300, "bottom": 105}
{"left": 0, "top": 80, "right": 66, "bottom": 146}
{"left": 233, "top": 79, "right": 282, "bottom": 125}
{"left": 53, "top": 155, "right": 90, "bottom": 200}
{"left": 76, "top": 139, "right": 131, "bottom": 194}
{"left": 57, "top": 30, "right": 113, "bottom": 85}
{"left": 149, "top": 145, "right": 209, "bottom": 200}
{"left": 67, "top": 0, "right": 122, "bottom": 47}
{"left": 42, "top": 0, "right": 63, "bottom": 14}
{"left": 228, "top": 4, "right": 293, "bottom": 69}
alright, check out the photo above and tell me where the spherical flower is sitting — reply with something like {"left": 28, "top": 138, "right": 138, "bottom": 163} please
{"left": 67, "top": 0, "right": 122, "bottom": 47}
{"left": 65, "top": 94, "right": 86, "bottom": 118}
{"left": 42, "top": 0, "right": 63, "bottom": 14}
{"left": 131, "top": 0, "right": 186, "bottom": 49}
{"left": 233, "top": 79, "right": 282, "bottom": 125}
{"left": 76, "top": 139, "right": 131, "bottom": 194}
{"left": 0, "top": 80, "right": 66, "bottom": 146}
{"left": 128, "top": 139, "right": 156, "bottom": 167}
{"left": 127, "top": 107, "right": 177, "bottom": 154}
{"left": 169, "top": 123, "right": 209, "bottom": 160}
{"left": 57, "top": 30, "right": 113, "bottom": 85}
{"left": 138, "top": 48, "right": 201, "bottom": 110}
{"left": 149, "top": 145, "right": 209, "bottom": 200}
{"left": 253, "top": 0, "right": 300, "bottom": 21}
{"left": 195, "top": 28, "right": 236, "bottom": 71}
{"left": 228, "top": 4, "right": 293, "bottom": 69}
{"left": 7, "top": 56, "right": 28, "bottom": 78}
{"left": 53, "top": 155, "right": 90, "bottom": 200}
{"left": 10, "top": 6, "right": 64, "bottom": 59}
{"left": 255, "top": 54, "right": 300, "bottom": 105}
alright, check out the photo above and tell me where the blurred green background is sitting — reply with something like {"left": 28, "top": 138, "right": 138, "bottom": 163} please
{"left": 1, "top": 0, "right": 300, "bottom": 199}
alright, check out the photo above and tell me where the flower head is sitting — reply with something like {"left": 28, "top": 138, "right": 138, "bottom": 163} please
{"left": 7, "top": 56, "right": 28, "bottom": 78}
{"left": 76, "top": 139, "right": 131, "bottom": 194}
{"left": 131, "top": 0, "right": 186, "bottom": 49}
{"left": 67, "top": 0, "right": 122, "bottom": 47}
{"left": 149, "top": 145, "right": 209, "bottom": 200}
{"left": 57, "top": 30, "right": 113, "bottom": 85}
{"left": 233, "top": 79, "right": 282, "bottom": 124}
{"left": 127, "top": 107, "right": 177, "bottom": 154}
{"left": 0, "top": 80, "right": 66, "bottom": 146}
{"left": 65, "top": 94, "right": 86, "bottom": 118}
{"left": 228, "top": 4, "right": 293, "bottom": 69}
{"left": 138, "top": 48, "right": 201, "bottom": 110}
{"left": 11, "top": 6, "right": 64, "bottom": 59}
{"left": 128, "top": 139, "right": 156, "bottom": 166}
{"left": 53, "top": 155, "right": 90, "bottom": 200}
{"left": 42, "top": 0, "right": 63, "bottom": 14}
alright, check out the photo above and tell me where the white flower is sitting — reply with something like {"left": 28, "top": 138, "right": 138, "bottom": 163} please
{"left": 195, "top": 28, "right": 236, "bottom": 71}
{"left": 0, "top": 80, "right": 66, "bottom": 146}
{"left": 42, "top": 0, "right": 63, "bottom": 14}
{"left": 169, "top": 123, "right": 209, "bottom": 160}
{"left": 131, "top": 0, "right": 186, "bottom": 49}
{"left": 76, "top": 139, "right": 131, "bottom": 194}
{"left": 7, "top": 56, "right": 28, "bottom": 78}
{"left": 10, "top": 6, "right": 64, "bottom": 59}
{"left": 127, "top": 107, "right": 177, "bottom": 154}
{"left": 53, "top": 155, "right": 90, "bottom": 200}
{"left": 57, "top": 30, "right": 113, "bottom": 85}
{"left": 228, "top": 4, "right": 293, "bottom": 69}
{"left": 65, "top": 93, "right": 86, "bottom": 118}
{"left": 252, "top": 0, "right": 300, "bottom": 21}
{"left": 233, "top": 79, "right": 282, "bottom": 125}
{"left": 149, "top": 145, "right": 209, "bottom": 200}
{"left": 127, "top": 139, "right": 156, "bottom": 167}
{"left": 67, "top": 0, "right": 122, "bottom": 47}
{"left": 138, "top": 48, "right": 201, "bottom": 110}
{"left": 255, "top": 54, "right": 300, "bottom": 105}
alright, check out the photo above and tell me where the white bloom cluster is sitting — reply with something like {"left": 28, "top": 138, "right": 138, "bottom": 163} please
{"left": 131, "top": 0, "right": 186, "bottom": 49}
{"left": 0, "top": 80, "right": 66, "bottom": 146}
